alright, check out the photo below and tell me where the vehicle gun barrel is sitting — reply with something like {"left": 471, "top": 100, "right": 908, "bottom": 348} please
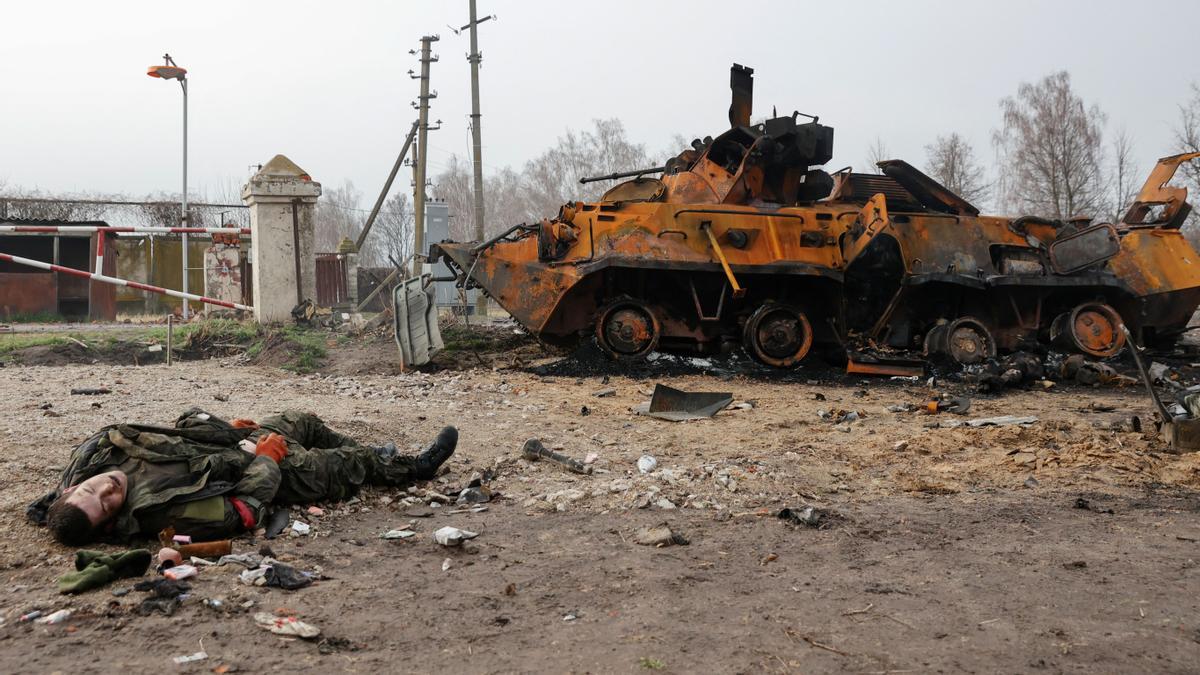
{"left": 579, "top": 166, "right": 666, "bottom": 185}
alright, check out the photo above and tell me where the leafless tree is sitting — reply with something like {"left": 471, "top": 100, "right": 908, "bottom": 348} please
{"left": 0, "top": 186, "right": 109, "bottom": 222}
{"left": 923, "top": 133, "right": 991, "bottom": 206}
{"left": 1108, "top": 127, "right": 1139, "bottom": 224}
{"left": 360, "top": 191, "right": 413, "bottom": 267}
{"left": 863, "top": 136, "right": 890, "bottom": 174}
{"left": 1173, "top": 83, "right": 1200, "bottom": 244}
{"left": 993, "top": 71, "right": 1107, "bottom": 219}
{"left": 314, "top": 180, "right": 364, "bottom": 253}
{"left": 520, "top": 118, "right": 652, "bottom": 218}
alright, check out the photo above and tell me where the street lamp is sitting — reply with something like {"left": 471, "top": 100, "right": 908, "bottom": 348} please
{"left": 147, "top": 53, "right": 191, "bottom": 319}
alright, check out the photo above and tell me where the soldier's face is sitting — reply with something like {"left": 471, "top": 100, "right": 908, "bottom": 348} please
{"left": 64, "top": 471, "right": 128, "bottom": 526}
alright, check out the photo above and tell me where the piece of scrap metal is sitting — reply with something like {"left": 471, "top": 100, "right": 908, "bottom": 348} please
{"left": 1122, "top": 323, "right": 1199, "bottom": 453}
{"left": 633, "top": 383, "right": 733, "bottom": 421}
{"left": 394, "top": 275, "right": 444, "bottom": 368}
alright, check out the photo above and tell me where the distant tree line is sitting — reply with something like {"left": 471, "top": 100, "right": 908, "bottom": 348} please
{"left": 7, "top": 72, "right": 1200, "bottom": 259}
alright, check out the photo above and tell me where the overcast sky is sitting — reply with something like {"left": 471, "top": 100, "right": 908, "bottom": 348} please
{"left": 3, "top": 0, "right": 1199, "bottom": 211}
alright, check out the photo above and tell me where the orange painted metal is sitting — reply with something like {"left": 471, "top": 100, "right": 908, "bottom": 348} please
{"left": 431, "top": 65, "right": 1200, "bottom": 369}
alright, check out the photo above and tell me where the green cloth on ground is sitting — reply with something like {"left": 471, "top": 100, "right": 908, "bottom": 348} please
{"left": 57, "top": 548, "right": 152, "bottom": 594}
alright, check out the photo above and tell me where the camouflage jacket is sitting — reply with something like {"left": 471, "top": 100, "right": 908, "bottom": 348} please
{"left": 26, "top": 408, "right": 281, "bottom": 542}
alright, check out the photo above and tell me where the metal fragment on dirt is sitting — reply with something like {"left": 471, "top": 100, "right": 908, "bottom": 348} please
{"left": 633, "top": 383, "right": 733, "bottom": 421}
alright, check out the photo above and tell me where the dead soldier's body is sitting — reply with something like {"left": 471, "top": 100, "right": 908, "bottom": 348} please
{"left": 26, "top": 408, "right": 457, "bottom": 546}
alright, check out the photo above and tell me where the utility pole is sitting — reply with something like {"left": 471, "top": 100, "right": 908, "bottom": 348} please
{"left": 411, "top": 35, "right": 439, "bottom": 276}
{"left": 463, "top": 2, "right": 494, "bottom": 316}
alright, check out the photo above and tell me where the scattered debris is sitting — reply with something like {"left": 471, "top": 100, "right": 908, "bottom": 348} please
{"left": 442, "top": 558, "right": 452, "bottom": 572}
{"left": 172, "top": 652, "right": 208, "bottom": 665}
{"left": 163, "top": 564, "right": 198, "bottom": 581}
{"left": 290, "top": 521, "right": 311, "bottom": 536}
{"left": 382, "top": 529, "right": 416, "bottom": 540}
{"left": 923, "top": 394, "right": 970, "bottom": 415}
{"left": 35, "top": 609, "right": 71, "bottom": 625}
{"left": 637, "top": 454, "right": 658, "bottom": 474}
{"left": 265, "top": 562, "right": 313, "bottom": 590}
{"left": 254, "top": 612, "right": 321, "bottom": 639}
{"left": 633, "top": 383, "right": 733, "bottom": 421}
{"left": 778, "top": 506, "right": 837, "bottom": 529}
{"left": 522, "top": 438, "right": 593, "bottom": 475}
{"left": 433, "top": 526, "right": 479, "bottom": 547}
{"left": 633, "top": 523, "right": 689, "bottom": 547}
{"left": 306, "top": 506, "right": 324, "bottom": 517}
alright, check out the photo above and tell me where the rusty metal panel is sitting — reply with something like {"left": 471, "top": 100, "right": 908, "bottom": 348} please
{"left": 0, "top": 272, "right": 57, "bottom": 317}
{"left": 315, "top": 254, "right": 348, "bottom": 306}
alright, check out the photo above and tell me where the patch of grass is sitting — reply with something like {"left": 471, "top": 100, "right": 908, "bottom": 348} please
{"left": 143, "top": 318, "right": 262, "bottom": 345}
{"left": 638, "top": 658, "right": 666, "bottom": 670}
{"left": 278, "top": 325, "right": 328, "bottom": 373}
{"left": 441, "top": 325, "right": 498, "bottom": 352}
{"left": 0, "top": 334, "right": 68, "bottom": 354}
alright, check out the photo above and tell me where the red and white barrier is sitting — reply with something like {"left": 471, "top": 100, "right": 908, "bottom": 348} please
{"left": 0, "top": 225, "right": 249, "bottom": 235}
{"left": 0, "top": 251, "right": 252, "bottom": 311}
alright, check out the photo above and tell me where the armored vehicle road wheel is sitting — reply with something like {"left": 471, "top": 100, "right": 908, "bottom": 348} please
{"left": 595, "top": 299, "right": 660, "bottom": 360}
{"left": 1050, "top": 302, "right": 1125, "bottom": 358}
{"left": 743, "top": 303, "right": 813, "bottom": 368}
{"left": 924, "top": 316, "right": 996, "bottom": 366}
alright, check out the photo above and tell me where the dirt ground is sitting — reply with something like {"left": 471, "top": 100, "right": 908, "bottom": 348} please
{"left": 2, "top": 327, "right": 1200, "bottom": 673}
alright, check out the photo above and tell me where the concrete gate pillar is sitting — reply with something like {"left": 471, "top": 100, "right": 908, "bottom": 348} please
{"left": 241, "top": 155, "right": 322, "bottom": 323}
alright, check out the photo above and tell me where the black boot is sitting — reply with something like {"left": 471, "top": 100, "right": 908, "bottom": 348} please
{"left": 413, "top": 426, "right": 458, "bottom": 479}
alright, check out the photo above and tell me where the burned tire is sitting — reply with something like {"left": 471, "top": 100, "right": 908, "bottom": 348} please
{"left": 924, "top": 316, "right": 996, "bottom": 366}
{"left": 1050, "top": 302, "right": 1125, "bottom": 358}
{"left": 595, "top": 298, "right": 660, "bottom": 360}
{"left": 742, "top": 303, "right": 813, "bottom": 368}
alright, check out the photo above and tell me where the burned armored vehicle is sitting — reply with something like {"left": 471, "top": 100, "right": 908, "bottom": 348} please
{"left": 432, "top": 64, "right": 1200, "bottom": 372}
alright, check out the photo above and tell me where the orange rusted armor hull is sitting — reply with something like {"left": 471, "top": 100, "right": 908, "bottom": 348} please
{"left": 431, "top": 66, "right": 1200, "bottom": 370}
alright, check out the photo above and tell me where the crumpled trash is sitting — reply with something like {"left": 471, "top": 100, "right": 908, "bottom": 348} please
{"left": 633, "top": 523, "right": 689, "bottom": 547}
{"left": 240, "top": 567, "right": 269, "bottom": 586}
{"left": 456, "top": 486, "right": 491, "bottom": 505}
{"left": 381, "top": 529, "right": 416, "bottom": 540}
{"left": 265, "top": 562, "right": 313, "bottom": 590}
{"left": 433, "top": 526, "right": 479, "bottom": 547}
{"left": 778, "top": 506, "right": 836, "bottom": 529}
{"left": 818, "top": 409, "right": 862, "bottom": 423}
{"left": 255, "top": 612, "right": 320, "bottom": 639}
{"left": 637, "top": 455, "right": 657, "bottom": 474}
{"left": 923, "top": 394, "right": 970, "bottom": 415}
{"left": 217, "top": 553, "right": 264, "bottom": 569}
{"left": 163, "top": 564, "right": 197, "bottom": 581}
{"left": 172, "top": 652, "right": 208, "bottom": 665}
{"left": 134, "top": 577, "right": 192, "bottom": 598}
{"left": 290, "top": 521, "right": 311, "bottom": 536}
{"left": 35, "top": 609, "right": 72, "bottom": 624}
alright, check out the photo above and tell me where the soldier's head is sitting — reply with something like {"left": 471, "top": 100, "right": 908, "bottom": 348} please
{"left": 47, "top": 471, "right": 128, "bottom": 545}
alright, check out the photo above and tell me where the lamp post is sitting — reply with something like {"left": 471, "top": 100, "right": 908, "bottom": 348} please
{"left": 147, "top": 54, "right": 191, "bottom": 319}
